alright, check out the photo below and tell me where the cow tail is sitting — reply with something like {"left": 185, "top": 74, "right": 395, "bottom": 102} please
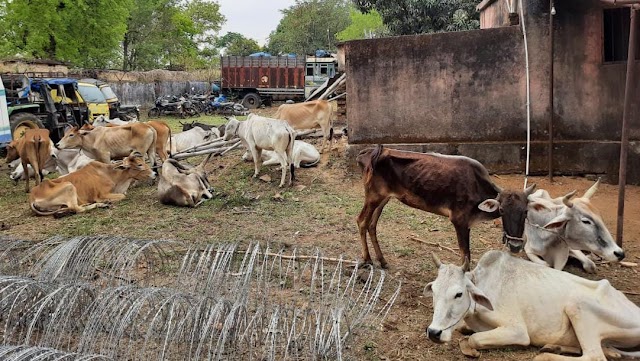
{"left": 168, "top": 123, "right": 173, "bottom": 158}
{"left": 33, "top": 135, "right": 43, "bottom": 180}
{"left": 288, "top": 129, "right": 295, "bottom": 183}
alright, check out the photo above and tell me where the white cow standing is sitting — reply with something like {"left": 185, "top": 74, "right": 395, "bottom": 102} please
{"left": 425, "top": 250, "right": 640, "bottom": 360}
{"left": 241, "top": 139, "right": 320, "bottom": 168}
{"left": 525, "top": 179, "right": 625, "bottom": 273}
{"left": 224, "top": 114, "right": 295, "bottom": 187}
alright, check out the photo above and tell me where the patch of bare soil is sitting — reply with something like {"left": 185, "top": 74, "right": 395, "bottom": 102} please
{"left": 0, "top": 115, "right": 639, "bottom": 360}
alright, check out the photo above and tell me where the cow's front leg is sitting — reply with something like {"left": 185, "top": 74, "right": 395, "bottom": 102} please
{"left": 525, "top": 250, "right": 551, "bottom": 267}
{"left": 467, "top": 326, "right": 530, "bottom": 353}
{"left": 452, "top": 223, "right": 471, "bottom": 266}
{"left": 568, "top": 249, "right": 596, "bottom": 274}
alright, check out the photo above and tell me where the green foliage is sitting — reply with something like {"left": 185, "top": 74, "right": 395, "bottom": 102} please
{"left": 267, "top": 0, "right": 351, "bottom": 55}
{"left": 0, "top": 0, "right": 133, "bottom": 68}
{"left": 337, "top": 8, "right": 387, "bottom": 41}
{"left": 217, "top": 32, "right": 261, "bottom": 56}
{"left": 353, "top": 0, "right": 480, "bottom": 35}
{"left": 0, "top": 0, "right": 223, "bottom": 70}
{"left": 123, "top": 0, "right": 224, "bottom": 70}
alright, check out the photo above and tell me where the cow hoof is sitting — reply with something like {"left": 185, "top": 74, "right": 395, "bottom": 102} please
{"left": 379, "top": 260, "right": 389, "bottom": 269}
{"left": 458, "top": 324, "right": 475, "bottom": 336}
{"left": 459, "top": 338, "right": 480, "bottom": 358}
{"left": 582, "top": 260, "right": 597, "bottom": 274}
{"left": 357, "top": 258, "right": 373, "bottom": 268}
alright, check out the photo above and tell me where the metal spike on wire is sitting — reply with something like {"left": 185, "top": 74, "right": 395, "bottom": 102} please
{"left": 0, "top": 236, "right": 401, "bottom": 360}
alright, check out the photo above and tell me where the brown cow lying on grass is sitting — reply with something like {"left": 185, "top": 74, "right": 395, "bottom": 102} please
{"left": 356, "top": 145, "right": 535, "bottom": 268}
{"left": 29, "top": 151, "right": 156, "bottom": 217}
{"left": 5, "top": 128, "right": 52, "bottom": 193}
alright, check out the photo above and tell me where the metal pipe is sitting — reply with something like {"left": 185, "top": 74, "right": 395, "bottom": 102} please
{"left": 548, "top": 0, "right": 555, "bottom": 182}
{"left": 616, "top": 8, "right": 638, "bottom": 246}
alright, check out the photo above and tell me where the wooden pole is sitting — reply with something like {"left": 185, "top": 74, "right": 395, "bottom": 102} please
{"left": 548, "top": 0, "right": 555, "bottom": 182}
{"left": 616, "top": 8, "right": 638, "bottom": 246}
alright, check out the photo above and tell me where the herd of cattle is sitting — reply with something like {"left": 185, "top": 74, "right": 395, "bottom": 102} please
{"left": 5, "top": 99, "right": 332, "bottom": 213}
{"left": 4, "top": 98, "right": 640, "bottom": 359}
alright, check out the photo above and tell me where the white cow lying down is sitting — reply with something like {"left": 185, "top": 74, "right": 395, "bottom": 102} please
{"left": 426, "top": 250, "right": 640, "bottom": 360}
{"left": 241, "top": 140, "right": 320, "bottom": 168}
{"left": 10, "top": 147, "right": 94, "bottom": 181}
{"left": 525, "top": 179, "right": 625, "bottom": 273}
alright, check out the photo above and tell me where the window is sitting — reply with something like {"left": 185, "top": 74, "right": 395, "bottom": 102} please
{"left": 306, "top": 65, "right": 314, "bottom": 76}
{"left": 603, "top": 8, "right": 640, "bottom": 62}
{"left": 320, "top": 64, "right": 328, "bottom": 75}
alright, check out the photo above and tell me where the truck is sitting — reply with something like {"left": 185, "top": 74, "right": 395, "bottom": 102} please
{"left": 220, "top": 53, "right": 338, "bottom": 109}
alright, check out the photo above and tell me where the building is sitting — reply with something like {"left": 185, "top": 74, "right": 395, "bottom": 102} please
{"left": 343, "top": 0, "right": 640, "bottom": 183}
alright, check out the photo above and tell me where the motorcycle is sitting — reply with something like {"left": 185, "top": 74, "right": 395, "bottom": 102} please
{"left": 148, "top": 95, "right": 199, "bottom": 118}
{"left": 203, "top": 94, "right": 248, "bottom": 116}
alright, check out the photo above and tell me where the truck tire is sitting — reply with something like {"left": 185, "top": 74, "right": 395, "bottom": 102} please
{"left": 242, "top": 93, "right": 261, "bottom": 109}
{"left": 9, "top": 112, "right": 44, "bottom": 140}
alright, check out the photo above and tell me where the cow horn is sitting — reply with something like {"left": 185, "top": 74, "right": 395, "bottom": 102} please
{"left": 462, "top": 257, "right": 470, "bottom": 272}
{"left": 562, "top": 190, "right": 577, "bottom": 208}
{"left": 583, "top": 178, "right": 600, "bottom": 199}
{"left": 431, "top": 253, "right": 442, "bottom": 269}
{"left": 525, "top": 183, "right": 537, "bottom": 196}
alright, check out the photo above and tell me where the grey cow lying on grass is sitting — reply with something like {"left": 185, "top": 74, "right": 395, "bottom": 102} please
{"left": 425, "top": 251, "right": 640, "bottom": 360}
{"left": 525, "top": 179, "right": 625, "bottom": 273}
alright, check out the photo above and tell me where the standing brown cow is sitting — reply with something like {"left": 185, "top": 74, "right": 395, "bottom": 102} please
{"left": 274, "top": 99, "right": 333, "bottom": 153}
{"left": 356, "top": 145, "right": 535, "bottom": 268}
{"left": 146, "top": 120, "right": 172, "bottom": 161}
{"left": 5, "top": 128, "right": 52, "bottom": 193}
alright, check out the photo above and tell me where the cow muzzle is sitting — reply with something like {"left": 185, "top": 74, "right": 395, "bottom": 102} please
{"left": 503, "top": 233, "right": 524, "bottom": 253}
{"left": 426, "top": 327, "right": 443, "bottom": 343}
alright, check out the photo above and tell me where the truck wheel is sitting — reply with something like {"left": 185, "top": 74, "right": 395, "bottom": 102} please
{"left": 242, "top": 93, "right": 261, "bottom": 109}
{"left": 9, "top": 113, "right": 44, "bottom": 140}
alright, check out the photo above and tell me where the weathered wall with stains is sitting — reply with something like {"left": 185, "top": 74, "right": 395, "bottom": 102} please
{"left": 344, "top": 0, "right": 640, "bottom": 183}
{"left": 345, "top": 26, "right": 526, "bottom": 144}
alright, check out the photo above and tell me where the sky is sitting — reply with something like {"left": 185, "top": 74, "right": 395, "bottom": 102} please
{"left": 216, "top": 0, "right": 297, "bottom": 46}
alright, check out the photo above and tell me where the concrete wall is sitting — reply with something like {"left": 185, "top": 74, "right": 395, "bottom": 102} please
{"left": 343, "top": 0, "right": 640, "bottom": 183}
{"left": 110, "top": 81, "right": 210, "bottom": 107}
{"left": 345, "top": 26, "right": 526, "bottom": 144}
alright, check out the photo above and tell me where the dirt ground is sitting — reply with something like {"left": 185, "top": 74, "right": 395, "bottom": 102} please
{"left": 0, "top": 108, "right": 639, "bottom": 360}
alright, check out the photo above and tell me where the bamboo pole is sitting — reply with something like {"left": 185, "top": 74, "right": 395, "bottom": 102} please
{"left": 616, "top": 8, "right": 638, "bottom": 246}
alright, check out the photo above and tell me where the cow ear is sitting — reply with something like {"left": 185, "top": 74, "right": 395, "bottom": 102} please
{"left": 543, "top": 213, "right": 571, "bottom": 230}
{"left": 115, "top": 164, "right": 128, "bottom": 170}
{"left": 466, "top": 282, "right": 493, "bottom": 311}
{"left": 478, "top": 199, "right": 500, "bottom": 213}
{"left": 79, "top": 130, "right": 90, "bottom": 136}
{"left": 423, "top": 281, "right": 434, "bottom": 296}
{"left": 530, "top": 202, "right": 550, "bottom": 212}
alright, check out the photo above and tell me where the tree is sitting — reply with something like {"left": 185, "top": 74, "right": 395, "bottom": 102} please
{"left": 337, "top": 8, "right": 387, "bottom": 41}
{"left": 0, "top": 0, "right": 133, "bottom": 68}
{"left": 353, "top": 0, "right": 480, "bottom": 36}
{"left": 122, "top": 0, "right": 224, "bottom": 70}
{"left": 267, "top": 0, "right": 351, "bottom": 55}
{"left": 217, "top": 32, "right": 261, "bottom": 56}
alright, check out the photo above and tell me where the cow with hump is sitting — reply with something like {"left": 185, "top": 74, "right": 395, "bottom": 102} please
{"left": 5, "top": 128, "right": 52, "bottom": 193}
{"left": 356, "top": 145, "right": 534, "bottom": 268}
{"left": 224, "top": 114, "right": 296, "bottom": 188}
{"left": 158, "top": 159, "right": 213, "bottom": 207}
{"left": 425, "top": 250, "right": 640, "bottom": 360}
{"left": 29, "top": 151, "right": 155, "bottom": 217}
{"left": 525, "top": 179, "right": 625, "bottom": 273}
{"left": 274, "top": 99, "right": 333, "bottom": 153}
{"left": 57, "top": 124, "right": 157, "bottom": 166}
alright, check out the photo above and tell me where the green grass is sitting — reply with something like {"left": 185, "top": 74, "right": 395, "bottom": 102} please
{"left": 143, "top": 114, "right": 247, "bottom": 134}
